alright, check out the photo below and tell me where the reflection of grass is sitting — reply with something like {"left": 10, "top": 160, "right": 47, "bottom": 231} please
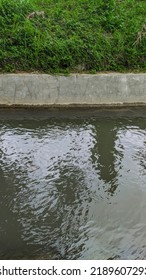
{"left": 0, "top": 0, "right": 146, "bottom": 73}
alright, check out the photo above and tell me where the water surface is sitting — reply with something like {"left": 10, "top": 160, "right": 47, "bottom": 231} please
{"left": 0, "top": 108, "right": 146, "bottom": 260}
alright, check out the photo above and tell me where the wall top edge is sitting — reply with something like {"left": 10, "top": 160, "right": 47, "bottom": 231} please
{"left": 0, "top": 73, "right": 146, "bottom": 77}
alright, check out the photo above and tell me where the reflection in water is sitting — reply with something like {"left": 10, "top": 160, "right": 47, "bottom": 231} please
{"left": 91, "top": 120, "right": 122, "bottom": 196}
{"left": 0, "top": 111, "right": 146, "bottom": 259}
{"left": 0, "top": 158, "right": 26, "bottom": 259}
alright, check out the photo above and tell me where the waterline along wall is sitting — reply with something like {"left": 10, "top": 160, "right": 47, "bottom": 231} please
{"left": 0, "top": 74, "right": 146, "bottom": 107}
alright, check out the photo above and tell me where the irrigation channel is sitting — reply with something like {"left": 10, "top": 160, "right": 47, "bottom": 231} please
{"left": 0, "top": 107, "right": 146, "bottom": 260}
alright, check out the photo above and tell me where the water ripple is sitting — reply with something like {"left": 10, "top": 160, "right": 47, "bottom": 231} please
{"left": 0, "top": 114, "right": 146, "bottom": 259}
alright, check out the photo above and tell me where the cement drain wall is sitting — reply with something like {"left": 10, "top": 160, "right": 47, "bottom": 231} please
{"left": 0, "top": 73, "right": 146, "bottom": 106}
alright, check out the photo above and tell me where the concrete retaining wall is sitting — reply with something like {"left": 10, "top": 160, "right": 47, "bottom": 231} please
{"left": 0, "top": 73, "right": 146, "bottom": 106}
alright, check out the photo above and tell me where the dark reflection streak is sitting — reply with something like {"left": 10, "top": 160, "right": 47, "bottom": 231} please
{"left": 91, "top": 120, "right": 123, "bottom": 196}
{"left": 0, "top": 165, "right": 25, "bottom": 259}
{"left": 48, "top": 163, "right": 90, "bottom": 259}
{"left": 131, "top": 120, "right": 146, "bottom": 177}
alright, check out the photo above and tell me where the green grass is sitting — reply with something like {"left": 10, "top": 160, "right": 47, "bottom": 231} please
{"left": 0, "top": 0, "right": 146, "bottom": 73}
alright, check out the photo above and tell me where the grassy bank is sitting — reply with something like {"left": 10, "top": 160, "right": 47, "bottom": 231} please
{"left": 0, "top": 0, "right": 146, "bottom": 73}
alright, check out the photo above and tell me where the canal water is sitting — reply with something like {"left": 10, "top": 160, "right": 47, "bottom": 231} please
{"left": 0, "top": 108, "right": 146, "bottom": 260}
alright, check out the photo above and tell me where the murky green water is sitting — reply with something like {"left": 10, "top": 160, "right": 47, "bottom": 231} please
{"left": 0, "top": 108, "right": 146, "bottom": 260}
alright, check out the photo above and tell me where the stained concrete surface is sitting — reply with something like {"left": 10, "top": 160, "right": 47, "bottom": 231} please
{"left": 0, "top": 73, "right": 146, "bottom": 106}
